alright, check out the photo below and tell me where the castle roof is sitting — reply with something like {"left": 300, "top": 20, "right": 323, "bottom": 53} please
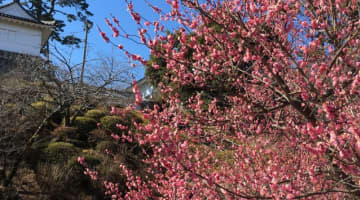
{"left": 0, "top": 0, "right": 54, "bottom": 46}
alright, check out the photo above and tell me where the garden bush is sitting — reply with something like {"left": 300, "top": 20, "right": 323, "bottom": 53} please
{"left": 70, "top": 105, "right": 82, "bottom": 116}
{"left": 64, "top": 153, "right": 103, "bottom": 188}
{"left": 67, "top": 153, "right": 102, "bottom": 169}
{"left": 87, "top": 129, "right": 112, "bottom": 148}
{"left": 100, "top": 116, "right": 125, "bottom": 135}
{"left": 95, "top": 141, "right": 121, "bottom": 154}
{"left": 84, "top": 109, "right": 107, "bottom": 122}
{"left": 31, "top": 101, "right": 55, "bottom": 114}
{"left": 36, "top": 162, "right": 104, "bottom": 199}
{"left": 73, "top": 116, "right": 97, "bottom": 140}
{"left": 65, "top": 139, "right": 88, "bottom": 148}
{"left": 50, "top": 126, "right": 90, "bottom": 147}
{"left": 123, "top": 110, "right": 144, "bottom": 125}
{"left": 43, "top": 142, "right": 79, "bottom": 163}
{"left": 51, "top": 126, "right": 78, "bottom": 140}
{"left": 31, "top": 100, "right": 62, "bottom": 125}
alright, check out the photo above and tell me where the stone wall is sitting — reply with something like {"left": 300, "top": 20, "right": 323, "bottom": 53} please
{"left": 0, "top": 50, "right": 44, "bottom": 74}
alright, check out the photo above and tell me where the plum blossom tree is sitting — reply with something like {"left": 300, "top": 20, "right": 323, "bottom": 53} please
{"left": 86, "top": 0, "right": 360, "bottom": 199}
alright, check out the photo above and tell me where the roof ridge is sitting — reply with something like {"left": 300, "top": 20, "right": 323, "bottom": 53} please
{"left": 14, "top": 1, "right": 41, "bottom": 23}
{"left": 0, "top": 0, "right": 42, "bottom": 24}
{"left": 0, "top": 1, "right": 53, "bottom": 26}
{"left": 0, "top": 1, "right": 17, "bottom": 10}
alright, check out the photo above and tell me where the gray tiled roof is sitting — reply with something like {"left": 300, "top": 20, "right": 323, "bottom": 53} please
{"left": 0, "top": 1, "right": 52, "bottom": 26}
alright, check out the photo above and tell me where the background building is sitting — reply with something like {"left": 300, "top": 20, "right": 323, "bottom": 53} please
{"left": 0, "top": 0, "right": 53, "bottom": 56}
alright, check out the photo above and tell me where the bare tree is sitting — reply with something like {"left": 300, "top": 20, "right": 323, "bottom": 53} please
{"left": 0, "top": 54, "right": 60, "bottom": 198}
{"left": 48, "top": 44, "right": 133, "bottom": 126}
{"left": 0, "top": 46, "right": 133, "bottom": 197}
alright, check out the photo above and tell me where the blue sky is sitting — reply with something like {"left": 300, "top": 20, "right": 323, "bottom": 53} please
{"left": 1, "top": 0, "right": 172, "bottom": 80}
{"left": 59, "top": 0, "right": 170, "bottom": 80}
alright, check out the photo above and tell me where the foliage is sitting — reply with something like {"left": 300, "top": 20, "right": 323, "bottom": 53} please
{"left": 93, "top": 0, "right": 360, "bottom": 199}
{"left": 67, "top": 153, "right": 101, "bottom": 170}
{"left": 0, "top": 62, "right": 57, "bottom": 189}
{"left": 22, "top": 0, "right": 93, "bottom": 46}
{"left": 70, "top": 105, "right": 82, "bottom": 116}
{"left": 43, "top": 142, "right": 78, "bottom": 163}
{"left": 31, "top": 101, "right": 55, "bottom": 115}
{"left": 95, "top": 140, "right": 120, "bottom": 154}
{"left": 85, "top": 109, "right": 107, "bottom": 122}
{"left": 35, "top": 161, "right": 103, "bottom": 199}
{"left": 100, "top": 115, "right": 125, "bottom": 135}
{"left": 66, "top": 152, "right": 126, "bottom": 197}
{"left": 145, "top": 32, "right": 249, "bottom": 106}
{"left": 30, "top": 100, "right": 63, "bottom": 128}
{"left": 0, "top": 41, "right": 133, "bottom": 196}
{"left": 72, "top": 116, "right": 97, "bottom": 140}
{"left": 87, "top": 129, "right": 112, "bottom": 148}
{"left": 51, "top": 126, "right": 78, "bottom": 141}
{"left": 146, "top": 54, "right": 168, "bottom": 87}
{"left": 123, "top": 109, "right": 144, "bottom": 125}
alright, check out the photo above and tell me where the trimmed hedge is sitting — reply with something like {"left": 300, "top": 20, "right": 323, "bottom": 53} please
{"left": 51, "top": 126, "right": 89, "bottom": 147}
{"left": 31, "top": 101, "right": 54, "bottom": 113}
{"left": 44, "top": 142, "right": 79, "bottom": 163}
{"left": 64, "top": 153, "right": 102, "bottom": 187}
{"left": 123, "top": 110, "right": 144, "bottom": 125}
{"left": 66, "top": 139, "right": 88, "bottom": 148}
{"left": 73, "top": 117, "right": 97, "bottom": 140}
{"left": 88, "top": 129, "right": 112, "bottom": 148}
{"left": 67, "top": 153, "right": 101, "bottom": 169}
{"left": 31, "top": 101, "right": 63, "bottom": 124}
{"left": 70, "top": 105, "right": 82, "bottom": 116}
{"left": 96, "top": 141, "right": 120, "bottom": 154}
{"left": 51, "top": 126, "right": 78, "bottom": 140}
{"left": 85, "top": 109, "right": 107, "bottom": 122}
{"left": 100, "top": 116, "right": 125, "bottom": 135}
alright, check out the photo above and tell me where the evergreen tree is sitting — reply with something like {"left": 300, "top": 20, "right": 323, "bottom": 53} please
{"left": 23, "top": 0, "right": 93, "bottom": 46}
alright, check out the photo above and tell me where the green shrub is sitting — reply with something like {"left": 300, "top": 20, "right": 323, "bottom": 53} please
{"left": 66, "top": 139, "right": 88, "bottom": 148}
{"left": 31, "top": 101, "right": 60, "bottom": 125}
{"left": 73, "top": 117, "right": 97, "bottom": 140}
{"left": 67, "top": 153, "right": 101, "bottom": 169}
{"left": 44, "top": 142, "right": 79, "bottom": 163}
{"left": 97, "top": 156, "right": 127, "bottom": 185}
{"left": 32, "top": 140, "right": 50, "bottom": 150}
{"left": 96, "top": 141, "right": 121, "bottom": 154}
{"left": 51, "top": 126, "right": 90, "bottom": 147}
{"left": 31, "top": 101, "right": 54, "bottom": 113}
{"left": 123, "top": 110, "right": 144, "bottom": 125}
{"left": 88, "top": 129, "right": 112, "bottom": 148}
{"left": 65, "top": 153, "right": 102, "bottom": 185}
{"left": 100, "top": 116, "right": 125, "bottom": 134}
{"left": 36, "top": 162, "right": 95, "bottom": 198}
{"left": 31, "top": 100, "right": 63, "bottom": 125}
{"left": 51, "top": 126, "right": 78, "bottom": 140}
{"left": 64, "top": 153, "right": 122, "bottom": 197}
{"left": 3, "top": 103, "right": 16, "bottom": 109}
{"left": 70, "top": 105, "right": 82, "bottom": 116}
{"left": 85, "top": 109, "right": 107, "bottom": 122}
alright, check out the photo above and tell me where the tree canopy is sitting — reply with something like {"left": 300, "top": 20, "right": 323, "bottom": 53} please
{"left": 23, "top": 0, "right": 93, "bottom": 46}
{"left": 75, "top": 0, "right": 360, "bottom": 199}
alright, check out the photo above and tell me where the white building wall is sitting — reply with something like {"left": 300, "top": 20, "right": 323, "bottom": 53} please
{"left": 0, "top": 21, "right": 41, "bottom": 56}
{"left": 140, "top": 84, "right": 153, "bottom": 100}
